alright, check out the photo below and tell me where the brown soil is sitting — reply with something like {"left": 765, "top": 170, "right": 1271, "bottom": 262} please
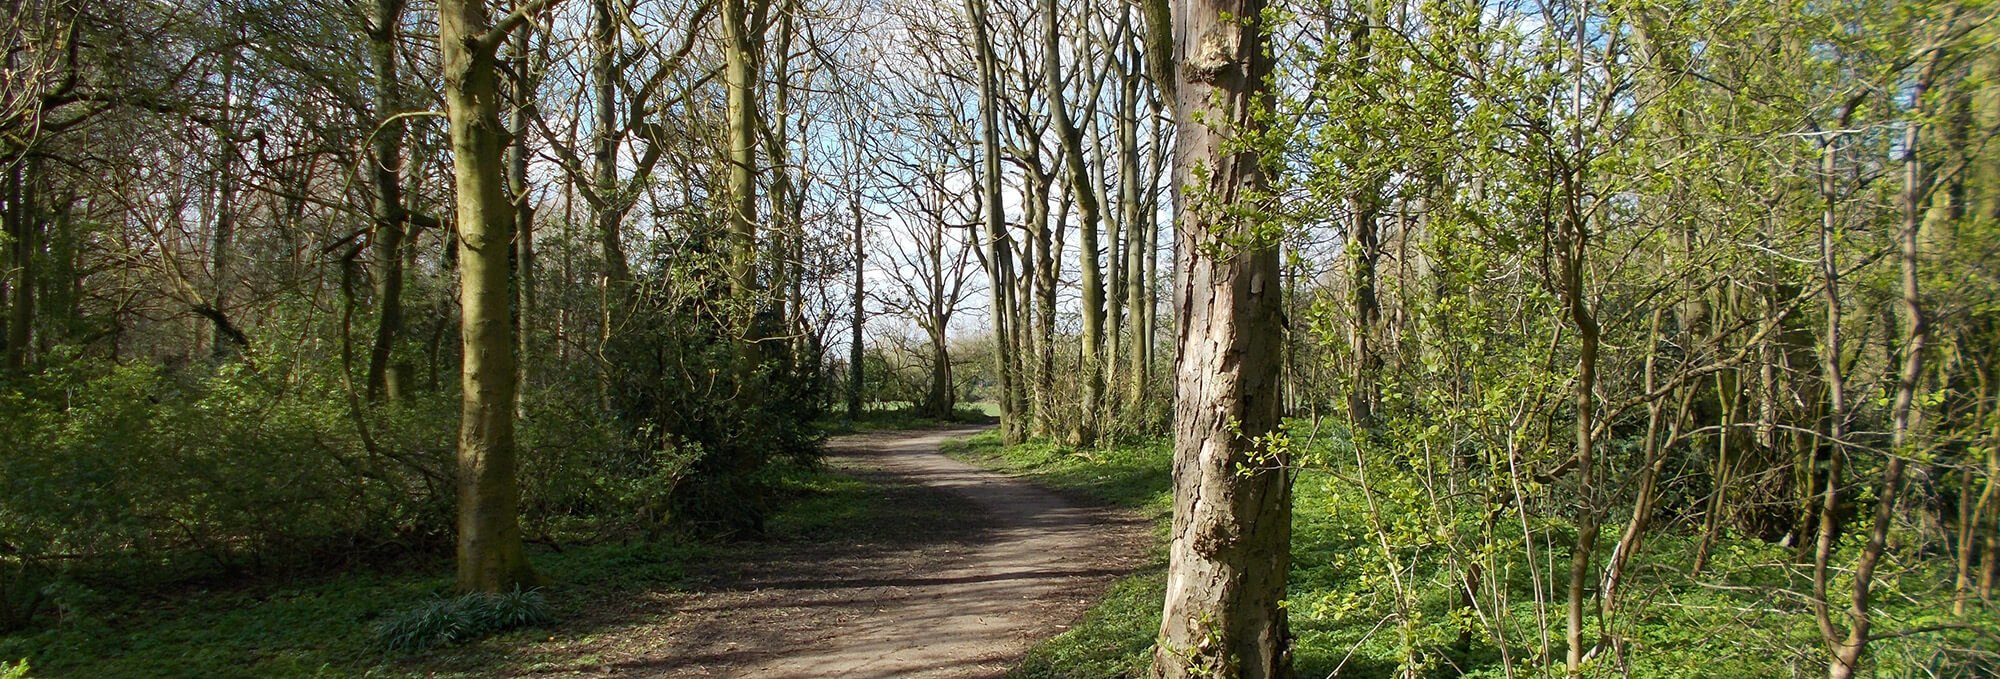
{"left": 496, "top": 425, "right": 1151, "bottom": 678}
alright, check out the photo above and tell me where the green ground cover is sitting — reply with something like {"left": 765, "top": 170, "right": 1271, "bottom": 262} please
{"left": 946, "top": 430, "right": 1998, "bottom": 679}
{"left": 0, "top": 461, "right": 886, "bottom": 679}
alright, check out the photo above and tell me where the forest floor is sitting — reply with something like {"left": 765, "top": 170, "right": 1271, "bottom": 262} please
{"left": 492, "top": 424, "right": 1152, "bottom": 678}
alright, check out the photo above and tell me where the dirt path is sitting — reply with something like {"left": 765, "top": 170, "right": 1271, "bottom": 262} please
{"left": 537, "top": 425, "right": 1151, "bottom": 678}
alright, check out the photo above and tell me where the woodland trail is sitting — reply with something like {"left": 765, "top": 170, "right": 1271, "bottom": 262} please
{"left": 523, "top": 424, "right": 1152, "bottom": 678}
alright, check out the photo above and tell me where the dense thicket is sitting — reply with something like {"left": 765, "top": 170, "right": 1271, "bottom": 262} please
{"left": 1262, "top": 2, "right": 2000, "bottom": 676}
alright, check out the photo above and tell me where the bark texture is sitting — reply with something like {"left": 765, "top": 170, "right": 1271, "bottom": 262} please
{"left": 438, "top": 0, "right": 540, "bottom": 593}
{"left": 1148, "top": 0, "right": 1291, "bottom": 673}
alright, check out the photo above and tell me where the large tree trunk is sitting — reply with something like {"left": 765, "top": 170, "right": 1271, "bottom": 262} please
{"left": 1146, "top": 0, "right": 1291, "bottom": 673}
{"left": 365, "top": 0, "right": 409, "bottom": 402}
{"left": 438, "top": 0, "right": 540, "bottom": 594}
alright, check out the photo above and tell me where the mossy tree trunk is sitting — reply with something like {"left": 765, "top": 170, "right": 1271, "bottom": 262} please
{"left": 437, "top": 0, "right": 549, "bottom": 594}
{"left": 723, "top": 0, "right": 762, "bottom": 302}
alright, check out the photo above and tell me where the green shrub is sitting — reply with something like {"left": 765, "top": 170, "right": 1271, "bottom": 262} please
{"left": 0, "top": 343, "right": 710, "bottom": 630}
{"left": 373, "top": 588, "right": 554, "bottom": 654}
{"left": 0, "top": 659, "right": 26, "bottom": 679}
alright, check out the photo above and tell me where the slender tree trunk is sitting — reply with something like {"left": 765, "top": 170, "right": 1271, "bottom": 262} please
{"left": 1812, "top": 114, "right": 1855, "bottom": 677}
{"left": 509, "top": 16, "right": 536, "bottom": 414}
{"left": 1692, "top": 369, "right": 1738, "bottom": 575}
{"left": 591, "top": 0, "right": 629, "bottom": 293}
{"left": 211, "top": 44, "right": 240, "bottom": 361}
{"left": 1956, "top": 456, "right": 1986, "bottom": 613}
{"left": 1142, "top": 109, "right": 1163, "bottom": 397}
{"left": 1982, "top": 445, "right": 1999, "bottom": 601}
{"left": 971, "top": 0, "right": 1021, "bottom": 441}
{"left": 1146, "top": 0, "right": 1291, "bottom": 673}
{"left": 1556, "top": 9, "right": 1602, "bottom": 666}
{"left": 1560, "top": 174, "right": 1600, "bottom": 677}
{"left": 4, "top": 162, "right": 33, "bottom": 377}
{"left": 1344, "top": 6, "right": 1382, "bottom": 429}
{"left": 1041, "top": 0, "right": 1106, "bottom": 441}
{"left": 1118, "top": 23, "right": 1146, "bottom": 406}
{"left": 1030, "top": 172, "right": 1057, "bottom": 435}
{"left": 45, "top": 193, "right": 75, "bottom": 345}
{"left": 1603, "top": 308, "right": 1667, "bottom": 643}
{"left": 438, "top": 0, "right": 541, "bottom": 593}
{"left": 848, "top": 191, "right": 865, "bottom": 420}
{"left": 1829, "top": 60, "right": 1939, "bottom": 679}
{"left": 764, "top": 0, "right": 798, "bottom": 339}
{"left": 365, "top": 0, "right": 409, "bottom": 402}
{"left": 3, "top": 163, "right": 28, "bottom": 375}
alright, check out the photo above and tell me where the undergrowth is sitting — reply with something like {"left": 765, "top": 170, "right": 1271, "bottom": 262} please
{"left": 0, "top": 539, "right": 698, "bottom": 679}
{"left": 373, "top": 589, "right": 552, "bottom": 654}
{"left": 949, "top": 429, "right": 2000, "bottom": 679}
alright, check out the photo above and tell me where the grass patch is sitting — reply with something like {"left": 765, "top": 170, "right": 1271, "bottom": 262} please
{"left": 374, "top": 589, "right": 554, "bottom": 654}
{"left": 941, "top": 430, "right": 1172, "bottom": 514}
{"left": 1013, "top": 567, "right": 1167, "bottom": 679}
{"left": 763, "top": 465, "right": 875, "bottom": 537}
{"left": 0, "top": 537, "right": 699, "bottom": 679}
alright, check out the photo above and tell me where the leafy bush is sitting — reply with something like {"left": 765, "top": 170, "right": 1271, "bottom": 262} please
{"left": 0, "top": 346, "right": 676, "bottom": 631}
{"left": 593, "top": 248, "right": 828, "bottom": 536}
{"left": 373, "top": 588, "right": 553, "bottom": 654}
{"left": 0, "top": 355, "right": 452, "bottom": 587}
{"left": 0, "top": 659, "right": 26, "bottom": 679}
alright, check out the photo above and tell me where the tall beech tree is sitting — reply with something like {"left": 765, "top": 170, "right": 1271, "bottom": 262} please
{"left": 436, "top": 0, "right": 552, "bottom": 593}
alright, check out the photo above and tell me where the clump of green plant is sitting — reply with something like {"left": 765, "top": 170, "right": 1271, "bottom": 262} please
{"left": 373, "top": 588, "right": 553, "bottom": 654}
{"left": 0, "top": 659, "right": 27, "bottom": 679}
